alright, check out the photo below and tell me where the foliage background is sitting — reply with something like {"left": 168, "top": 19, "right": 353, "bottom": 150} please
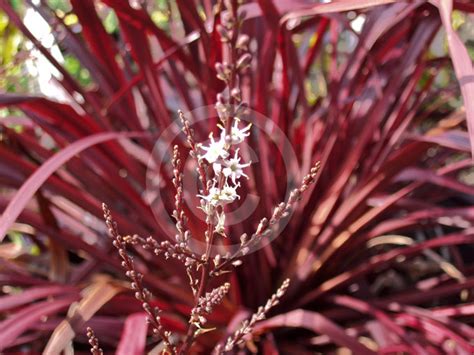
{"left": 1, "top": 0, "right": 474, "bottom": 353}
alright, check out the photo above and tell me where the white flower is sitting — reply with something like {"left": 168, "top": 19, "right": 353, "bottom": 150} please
{"left": 199, "top": 133, "right": 229, "bottom": 163}
{"left": 215, "top": 101, "right": 229, "bottom": 122}
{"left": 220, "top": 182, "right": 240, "bottom": 205}
{"left": 198, "top": 186, "right": 222, "bottom": 207}
{"left": 222, "top": 149, "right": 250, "bottom": 184}
{"left": 219, "top": 119, "right": 252, "bottom": 145}
{"left": 197, "top": 183, "right": 240, "bottom": 207}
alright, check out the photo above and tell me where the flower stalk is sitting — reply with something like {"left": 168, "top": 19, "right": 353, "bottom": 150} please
{"left": 179, "top": 0, "right": 250, "bottom": 351}
{"left": 101, "top": 1, "right": 321, "bottom": 353}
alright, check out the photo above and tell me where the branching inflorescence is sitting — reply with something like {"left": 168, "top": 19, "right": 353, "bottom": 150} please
{"left": 103, "top": 204, "right": 176, "bottom": 353}
{"left": 216, "top": 279, "right": 291, "bottom": 354}
{"left": 97, "top": 0, "right": 320, "bottom": 353}
{"left": 86, "top": 327, "right": 103, "bottom": 355}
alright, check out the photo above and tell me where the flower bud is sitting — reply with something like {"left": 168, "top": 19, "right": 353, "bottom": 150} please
{"left": 215, "top": 62, "right": 227, "bottom": 81}
{"left": 231, "top": 87, "right": 241, "bottom": 101}
{"left": 236, "top": 34, "right": 250, "bottom": 50}
{"left": 221, "top": 10, "right": 234, "bottom": 29}
{"left": 216, "top": 101, "right": 229, "bottom": 122}
{"left": 224, "top": 0, "right": 233, "bottom": 11}
{"left": 217, "top": 24, "right": 230, "bottom": 43}
{"left": 232, "top": 259, "right": 242, "bottom": 266}
{"left": 237, "top": 53, "right": 252, "bottom": 70}
{"left": 238, "top": 10, "right": 247, "bottom": 24}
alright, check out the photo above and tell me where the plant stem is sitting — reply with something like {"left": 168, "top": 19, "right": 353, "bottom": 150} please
{"left": 179, "top": 1, "right": 240, "bottom": 352}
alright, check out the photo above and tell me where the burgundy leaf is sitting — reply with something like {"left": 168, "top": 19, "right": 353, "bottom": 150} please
{"left": 116, "top": 313, "right": 148, "bottom": 355}
{"left": 0, "top": 132, "right": 147, "bottom": 242}
{"left": 256, "top": 309, "right": 376, "bottom": 354}
{"left": 431, "top": 0, "right": 474, "bottom": 157}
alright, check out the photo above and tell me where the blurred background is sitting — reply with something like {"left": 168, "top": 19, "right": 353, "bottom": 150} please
{"left": 1, "top": 0, "right": 474, "bottom": 353}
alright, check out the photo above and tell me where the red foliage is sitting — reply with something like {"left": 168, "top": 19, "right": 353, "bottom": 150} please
{"left": 1, "top": 0, "right": 474, "bottom": 353}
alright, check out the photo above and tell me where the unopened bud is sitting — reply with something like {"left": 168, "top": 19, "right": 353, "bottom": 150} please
{"left": 215, "top": 62, "right": 227, "bottom": 81}
{"left": 232, "top": 259, "right": 242, "bottom": 267}
{"left": 217, "top": 24, "right": 230, "bottom": 43}
{"left": 236, "top": 34, "right": 250, "bottom": 50}
{"left": 231, "top": 88, "right": 241, "bottom": 101}
{"left": 237, "top": 53, "right": 252, "bottom": 70}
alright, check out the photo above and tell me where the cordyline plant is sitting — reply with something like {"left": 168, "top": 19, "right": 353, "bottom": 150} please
{"left": 1, "top": 0, "right": 474, "bottom": 353}
{"left": 99, "top": 3, "right": 320, "bottom": 352}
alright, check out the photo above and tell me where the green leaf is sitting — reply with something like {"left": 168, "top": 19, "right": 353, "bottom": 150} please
{"left": 103, "top": 10, "right": 118, "bottom": 34}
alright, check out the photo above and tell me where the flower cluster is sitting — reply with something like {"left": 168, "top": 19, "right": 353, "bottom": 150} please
{"left": 86, "top": 327, "right": 103, "bottom": 355}
{"left": 196, "top": 0, "right": 253, "bottom": 238}
{"left": 198, "top": 129, "right": 251, "bottom": 242}
{"left": 217, "top": 279, "right": 290, "bottom": 353}
{"left": 197, "top": 123, "right": 251, "bottom": 214}
{"left": 190, "top": 283, "right": 231, "bottom": 326}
